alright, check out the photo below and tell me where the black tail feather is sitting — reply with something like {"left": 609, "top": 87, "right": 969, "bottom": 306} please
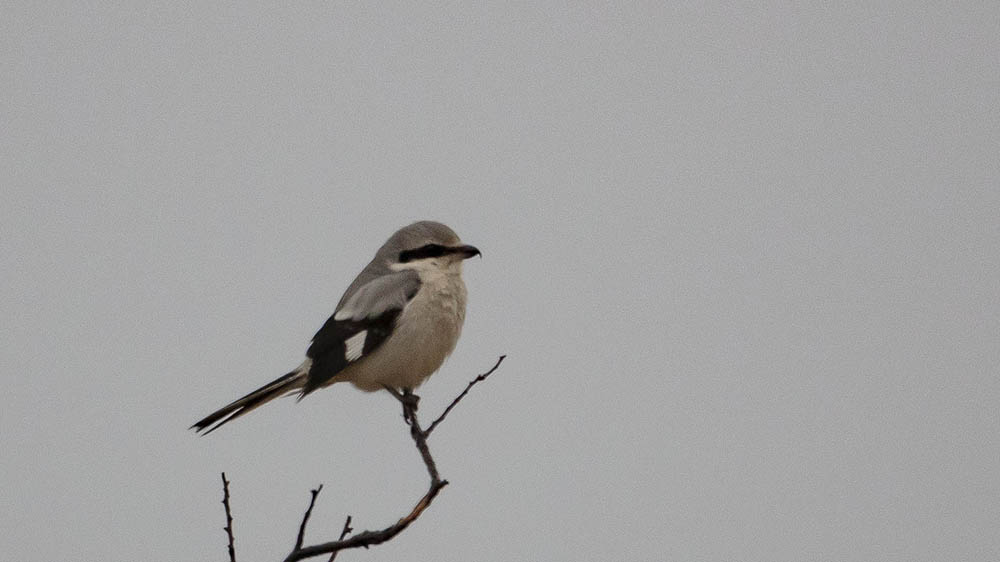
{"left": 191, "top": 370, "right": 304, "bottom": 434}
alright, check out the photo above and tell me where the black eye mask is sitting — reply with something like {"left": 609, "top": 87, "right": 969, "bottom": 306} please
{"left": 398, "top": 243, "right": 448, "bottom": 263}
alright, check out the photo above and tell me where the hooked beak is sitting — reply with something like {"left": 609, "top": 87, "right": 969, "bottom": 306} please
{"left": 453, "top": 244, "right": 481, "bottom": 259}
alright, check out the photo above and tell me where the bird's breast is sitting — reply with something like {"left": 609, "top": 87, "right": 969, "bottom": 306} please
{"left": 345, "top": 272, "right": 467, "bottom": 391}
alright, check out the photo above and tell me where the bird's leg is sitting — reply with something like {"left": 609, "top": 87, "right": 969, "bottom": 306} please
{"left": 383, "top": 385, "right": 420, "bottom": 424}
{"left": 400, "top": 387, "right": 420, "bottom": 424}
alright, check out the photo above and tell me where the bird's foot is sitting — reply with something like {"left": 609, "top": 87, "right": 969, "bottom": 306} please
{"left": 400, "top": 388, "right": 420, "bottom": 411}
{"left": 384, "top": 386, "right": 420, "bottom": 424}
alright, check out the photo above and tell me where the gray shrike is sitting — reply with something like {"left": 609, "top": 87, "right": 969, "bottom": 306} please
{"left": 192, "top": 221, "right": 480, "bottom": 434}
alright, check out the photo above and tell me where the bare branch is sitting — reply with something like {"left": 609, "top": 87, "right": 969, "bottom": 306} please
{"left": 283, "top": 391, "right": 450, "bottom": 561}
{"left": 425, "top": 355, "right": 506, "bottom": 437}
{"left": 270, "top": 355, "right": 503, "bottom": 561}
{"left": 327, "top": 516, "right": 352, "bottom": 562}
{"left": 295, "top": 485, "right": 324, "bottom": 551}
{"left": 283, "top": 482, "right": 447, "bottom": 562}
{"left": 221, "top": 472, "right": 236, "bottom": 562}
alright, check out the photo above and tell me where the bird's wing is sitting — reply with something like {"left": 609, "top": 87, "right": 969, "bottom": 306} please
{"left": 303, "top": 270, "right": 421, "bottom": 394}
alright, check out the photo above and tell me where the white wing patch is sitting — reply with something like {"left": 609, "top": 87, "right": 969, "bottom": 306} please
{"left": 344, "top": 330, "right": 367, "bottom": 362}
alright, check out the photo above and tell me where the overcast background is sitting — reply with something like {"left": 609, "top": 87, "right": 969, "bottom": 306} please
{"left": 2, "top": 3, "right": 998, "bottom": 561}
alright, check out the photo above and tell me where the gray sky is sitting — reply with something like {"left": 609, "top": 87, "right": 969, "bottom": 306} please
{"left": 2, "top": 3, "right": 998, "bottom": 561}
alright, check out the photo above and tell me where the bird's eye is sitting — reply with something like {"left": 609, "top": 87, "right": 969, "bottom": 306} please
{"left": 399, "top": 244, "right": 447, "bottom": 263}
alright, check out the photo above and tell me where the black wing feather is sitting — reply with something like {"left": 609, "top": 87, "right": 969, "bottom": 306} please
{"left": 302, "top": 309, "right": 402, "bottom": 395}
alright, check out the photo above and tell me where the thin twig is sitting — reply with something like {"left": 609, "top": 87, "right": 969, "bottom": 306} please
{"left": 425, "top": 355, "right": 506, "bottom": 437}
{"left": 221, "top": 472, "right": 236, "bottom": 562}
{"left": 327, "top": 516, "right": 353, "bottom": 562}
{"left": 295, "top": 485, "right": 324, "bottom": 551}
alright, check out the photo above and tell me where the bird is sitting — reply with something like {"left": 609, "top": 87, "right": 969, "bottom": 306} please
{"left": 191, "top": 221, "right": 480, "bottom": 434}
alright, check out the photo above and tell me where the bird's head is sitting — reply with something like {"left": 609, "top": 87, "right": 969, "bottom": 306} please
{"left": 384, "top": 221, "right": 480, "bottom": 275}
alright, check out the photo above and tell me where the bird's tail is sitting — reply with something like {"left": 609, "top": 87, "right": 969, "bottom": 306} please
{"left": 191, "top": 367, "right": 308, "bottom": 435}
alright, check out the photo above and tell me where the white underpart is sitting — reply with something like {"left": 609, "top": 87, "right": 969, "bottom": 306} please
{"left": 344, "top": 331, "right": 367, "bottom": 362}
